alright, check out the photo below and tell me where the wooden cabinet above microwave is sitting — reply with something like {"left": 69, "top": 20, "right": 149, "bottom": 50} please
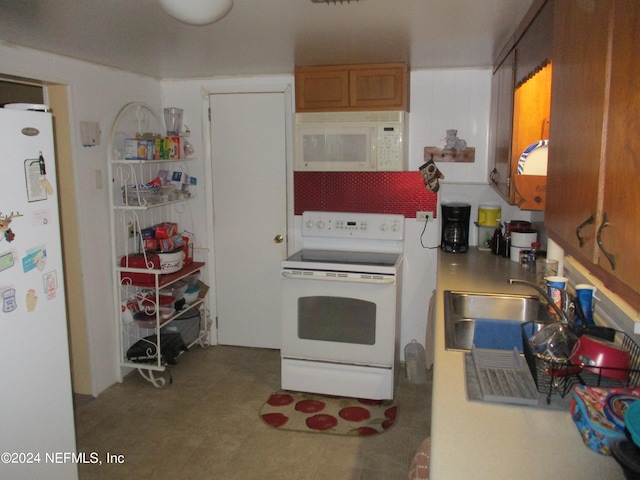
{"left": 295, "top": 63, "right": 408, "bottom": 112}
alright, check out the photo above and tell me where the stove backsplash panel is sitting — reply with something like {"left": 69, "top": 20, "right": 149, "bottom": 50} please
{"left": 294, "top": 172, "right": 438, "bottom": 218}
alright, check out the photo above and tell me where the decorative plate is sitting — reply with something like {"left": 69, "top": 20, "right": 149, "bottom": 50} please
{"left": 517, "top": 140, "right": 549, "bottom": 175}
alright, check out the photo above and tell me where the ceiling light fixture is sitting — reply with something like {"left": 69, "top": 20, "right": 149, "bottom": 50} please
{"left": 158, "top": 0, "right": 233, "bottom": 26}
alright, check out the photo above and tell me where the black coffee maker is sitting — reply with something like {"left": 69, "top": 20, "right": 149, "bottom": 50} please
{"left": 441, "top": 203, "right": 471, "bottom": 253}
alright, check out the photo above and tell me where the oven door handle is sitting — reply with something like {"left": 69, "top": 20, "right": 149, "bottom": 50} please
{"left": 281, "top": 271, "right": 395, "bottom": 285}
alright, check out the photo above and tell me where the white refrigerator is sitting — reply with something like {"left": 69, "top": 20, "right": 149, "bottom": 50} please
{"left": 0, "top": 107, "right": 78, "bottom": 480}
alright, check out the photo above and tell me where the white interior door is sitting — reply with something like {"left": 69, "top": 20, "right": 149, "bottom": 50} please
{"left": 210, "top": 91, "right": 288, "bottom": 348}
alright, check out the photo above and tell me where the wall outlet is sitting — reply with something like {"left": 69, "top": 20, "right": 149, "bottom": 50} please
{"left": 416, "top": 211, "right": 433, "bottom": 222}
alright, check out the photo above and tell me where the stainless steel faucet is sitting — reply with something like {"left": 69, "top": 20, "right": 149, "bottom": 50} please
{"left": 508, "top": 278, "right": 571, "bottom": 323}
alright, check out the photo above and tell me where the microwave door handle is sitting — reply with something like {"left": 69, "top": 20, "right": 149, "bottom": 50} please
{"left": 281, "top": 271, "right": 395, "bottom": 285}
{"left": 371, "top": 134, "right": 377, "bottom": 169}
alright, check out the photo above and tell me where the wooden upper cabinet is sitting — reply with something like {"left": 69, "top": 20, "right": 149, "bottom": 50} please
{"left": 349, "top": 65, "right": 407, "bottom": 109}
{"left": 295, "top": 67, "right": 350, "bottom": 111}
{"left": 546, "top": 0, "right": 609, "bottom": 266}
{"left": 488, "top": 50, "right": 515, "bottom": 202}
{"left": 515, "top": 0, "right": 554, "bottom": 87}
{"left": 546, "top": 0, "right": 640, "bottom": 310}
{"left": 600, "top": 0, "right": 640, "bottom": 299}
{"left": 488, "top": 0, "right": 553, "bottom": 210}
{"left": 295, "top": 63, "right": 408, "bottom": 112}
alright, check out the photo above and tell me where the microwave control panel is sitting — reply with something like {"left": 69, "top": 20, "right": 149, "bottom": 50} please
{"left": 376, "top": 125, "right": 403, "bottom": 171}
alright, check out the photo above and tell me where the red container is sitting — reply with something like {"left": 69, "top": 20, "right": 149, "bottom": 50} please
{"left": 120, "top": 254, "right": 161, "bottom": 286}
{"left": 571, "top": 335, "right": 631, "bottom": 382}
{"left": 508, "top": 220, "right": 532, "bottom": 233}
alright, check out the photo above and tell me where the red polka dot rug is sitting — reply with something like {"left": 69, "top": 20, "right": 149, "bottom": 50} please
{"left": 259, "top": 391, "right": 398, "bottom": 436}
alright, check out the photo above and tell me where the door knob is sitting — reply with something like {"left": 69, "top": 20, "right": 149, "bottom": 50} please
{"left": 274, "top": 234, "right": 284, "bottom": 244}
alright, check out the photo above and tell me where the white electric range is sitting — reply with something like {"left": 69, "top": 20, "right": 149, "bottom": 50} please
{"left": 280, "top": 211, "right": 404, "bottom": 399}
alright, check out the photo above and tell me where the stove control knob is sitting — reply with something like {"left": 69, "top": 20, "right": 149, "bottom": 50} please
{"left": 305, "top": 219, "right": 314, "bottom": 229}
{"left": 316, "top": 220, "right": 325, "bottom": 229}
{"left": 380, "top": 222, "right": 389, "bottom": 232}
{"left": 391, "top": 220, "right": 400, "bottom": 232}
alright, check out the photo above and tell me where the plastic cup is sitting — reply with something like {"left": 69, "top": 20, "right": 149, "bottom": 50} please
{"left": 536, "top": 258, "right": 559, "bottom": 287}
{"left": 575, "top": 284, "right": 597, "bottom": 325}
{"left": 546, "top": 276, "right": 568, "bottom": 311}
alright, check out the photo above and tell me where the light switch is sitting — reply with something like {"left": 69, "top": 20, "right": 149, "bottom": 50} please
{"left": 80, "top": 121, "right": 101, "bottom": 147}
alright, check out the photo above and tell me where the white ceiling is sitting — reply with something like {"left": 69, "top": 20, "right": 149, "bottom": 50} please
{"left": 0, "top": 0, "right": 534, "bottom": 79}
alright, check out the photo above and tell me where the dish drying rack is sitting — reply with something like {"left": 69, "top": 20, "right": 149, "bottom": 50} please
{"left": 521, "top": 321, "right": 640, "bottom": 404}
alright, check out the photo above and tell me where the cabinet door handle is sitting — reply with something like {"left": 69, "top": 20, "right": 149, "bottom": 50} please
{"left": 576, "top": 214, "right": 595, "bottom": 247}
{"left": 596, "top": 213, "right": 616, "bottom": 270}
{"left": 489, "top": 168, "right": 498, "bottom": 185}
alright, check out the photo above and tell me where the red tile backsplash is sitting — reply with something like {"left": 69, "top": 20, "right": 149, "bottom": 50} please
{"left": 294, "top": 172, "right": 438, "bottom": 218}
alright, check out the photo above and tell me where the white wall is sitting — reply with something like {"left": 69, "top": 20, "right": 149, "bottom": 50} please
{"left": 402, "top": 68, "right": 507, "bottom": 353}
{"left": 0, "top": 43, "right": 163, "bottom": 395}
{"left": 0, "top": 41, "right": 543, "bottom": 396}
{"left": 403, "top": 68, "right": 542, "bottom": 356}
{"left": 160, "top": 68, "right": 531, "bottom": 359}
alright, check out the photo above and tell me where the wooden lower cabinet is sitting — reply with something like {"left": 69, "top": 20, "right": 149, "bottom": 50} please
{"left": 546, "top": 0, "right": 640, "bottom": 310}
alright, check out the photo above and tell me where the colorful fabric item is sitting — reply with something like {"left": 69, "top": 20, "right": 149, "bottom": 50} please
{"left": 571, "top": 386, "right": 640, "bottom": 455}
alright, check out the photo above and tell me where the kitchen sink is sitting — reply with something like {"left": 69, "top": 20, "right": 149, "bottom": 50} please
{"left": 444, "top": 290, "right": 552, "bottom": 351}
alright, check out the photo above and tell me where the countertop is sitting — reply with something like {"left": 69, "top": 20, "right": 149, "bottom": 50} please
{"left": 430, "top": 249, "right": 624, "bottom": 479}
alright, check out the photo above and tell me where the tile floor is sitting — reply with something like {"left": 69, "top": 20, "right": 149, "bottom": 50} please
{"left": 74, "top": 345, "right": 432, "bottom": 480}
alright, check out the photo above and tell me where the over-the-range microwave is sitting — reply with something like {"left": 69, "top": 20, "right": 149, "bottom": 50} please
{"left": 294, "top": 111, "right": 407, "bottom": 171}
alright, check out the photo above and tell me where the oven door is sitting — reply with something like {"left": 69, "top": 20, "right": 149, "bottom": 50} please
{"left": 281, "top": 269, "right": 397, "bottom": 366}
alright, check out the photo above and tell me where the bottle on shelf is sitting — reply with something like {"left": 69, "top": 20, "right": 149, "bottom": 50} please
{"left": 491, "top": 219, "right": 503, "bottom": 255}
{"left": 502, "top": 220, "right": 511, "bottom": 258}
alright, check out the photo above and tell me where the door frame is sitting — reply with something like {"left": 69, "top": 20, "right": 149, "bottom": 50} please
{"left": 201, "top": 83, "right": 294, "bottom": 345}
{"left": 47, "top": 84, "right": 93, "bottom": 395}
